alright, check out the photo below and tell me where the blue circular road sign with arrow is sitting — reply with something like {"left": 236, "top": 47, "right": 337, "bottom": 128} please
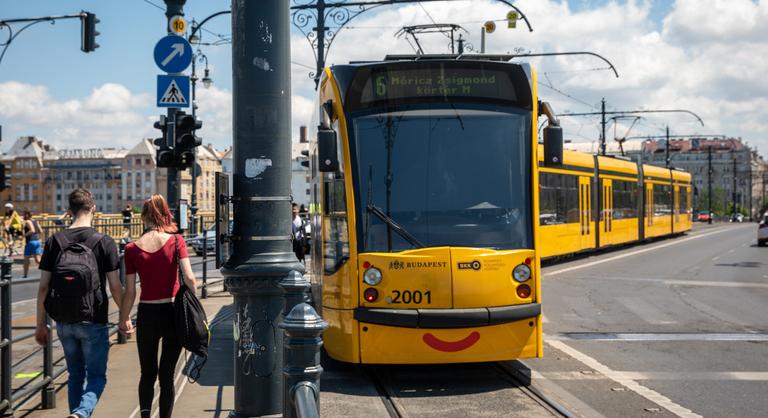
{"left": 153, "top": 35, "right": 193, "bottom": 73}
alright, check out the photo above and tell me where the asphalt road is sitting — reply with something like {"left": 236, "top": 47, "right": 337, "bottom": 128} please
{"left": 535, "top": 222, "right": 767, "bottom": 417}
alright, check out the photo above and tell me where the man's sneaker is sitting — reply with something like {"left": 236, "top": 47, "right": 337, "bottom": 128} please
{"left": 67, "top": 413, "right": 84, "bottom": 418}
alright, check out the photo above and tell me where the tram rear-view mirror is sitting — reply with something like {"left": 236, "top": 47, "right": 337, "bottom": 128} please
{"left": 543, "top": 125, "right": 563, "bottom": 167}
{"left": 318, "top": 127, "right": 339, "bottom": 172}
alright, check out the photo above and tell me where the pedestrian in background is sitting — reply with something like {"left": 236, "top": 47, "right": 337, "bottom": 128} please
{"left": 3, "top": 202, "right": 23, "bottom": 255}
{"left": 22, "top": 210, "right": 42, "bottom": 278}
{"left": 119, "top": 194, "right": 197, "bottom": 418}
{"left": 35, "top": 188, "right": 123, "bottom": 418}
{"left": 292, "top": 203, "right": 307, "bottom": 263}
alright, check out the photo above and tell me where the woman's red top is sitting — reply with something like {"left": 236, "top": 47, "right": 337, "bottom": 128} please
{"left": 124, "top": 235, "right": 188, "bottom": 301}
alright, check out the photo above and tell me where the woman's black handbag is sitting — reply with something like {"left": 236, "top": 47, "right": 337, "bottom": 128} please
{"left": 174, "top": 235, "right": 210, "bottom": 380}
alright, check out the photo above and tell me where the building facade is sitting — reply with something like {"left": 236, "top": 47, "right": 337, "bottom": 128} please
{"left": 1, "top": 136, "right": 223, "bottom": 215}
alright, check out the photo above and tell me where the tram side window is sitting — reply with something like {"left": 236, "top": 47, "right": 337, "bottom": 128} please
{"left": 612, "top": 180, "right": 638, "bottom": 219}
{"left": 652, "top": 184, "right": 673, "bottom": 216}
{"left": 322, "top": 122, "right": 350, "bottom": 275}
{"left": 679, "top": 186, "right": 689, "bottom": 216}
{"left": 539, "top": 172, "right": 579, "bottom": 225}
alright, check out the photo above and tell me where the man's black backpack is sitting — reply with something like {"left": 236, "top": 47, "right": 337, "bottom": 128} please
{"left": 173, "top": 235, "right": 209, "bottom": 381}
{"left": 44, "top": 232, "right": 104, "bottom": 323}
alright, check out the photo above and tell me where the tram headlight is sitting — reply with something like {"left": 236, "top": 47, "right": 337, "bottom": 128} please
{"left": 512, "top": 264, "right": 531, "bottom": 282}
{"left": 363, "top": 267, "right": 382, "bottom": 286}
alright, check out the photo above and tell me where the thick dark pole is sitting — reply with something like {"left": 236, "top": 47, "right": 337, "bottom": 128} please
{"left": 41, "top": 314, "right": 55, "bottom": 408}
{"left": 314, "top": 0, "right": 327, "bottom": 88}
{"left": 226, "top": 1, "right": 303, "bottom": 416}
{"left": 665, "top": 125, "right": 670, "bottom": 167}
{"left": 600, "top": 98, "right": 607, "bottom": 156}
{"left": 1, "top": 258, "right": 12, "bottom": 417}
{"left": 164, "top": 0, "right": 185, "bottom": 219}
{"left": 708, "top": 145, "right": 712, "bottom": 224}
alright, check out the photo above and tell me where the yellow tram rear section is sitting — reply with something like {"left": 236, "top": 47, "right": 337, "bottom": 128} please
{"left": 538, "top": 148, "right": 692, "bottom": 258}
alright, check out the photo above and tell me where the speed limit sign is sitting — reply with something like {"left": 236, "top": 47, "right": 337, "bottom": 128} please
{"left": 169, "top": 15, "right": 187, "bottom": 35}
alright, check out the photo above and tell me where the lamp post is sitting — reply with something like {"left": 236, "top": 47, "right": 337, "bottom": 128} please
{"left": 189, "top": 48, "right": 212, "bottom": 235}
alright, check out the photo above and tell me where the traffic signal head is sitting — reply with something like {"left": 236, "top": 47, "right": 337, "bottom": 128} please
{"left": 80, "top": 12, "right": 100, "bottom": 53}
{"left": 153, "top": 116, "right": 175, "bottom": 168}
{"left": 0, "top": 163, "right": 6, "bottom": 192}
{"left": 175, "top": 112, "right": 203, "bottom": 151}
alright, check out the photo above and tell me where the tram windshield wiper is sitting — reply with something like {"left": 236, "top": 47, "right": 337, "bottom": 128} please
{"left": 366, "top": 204, "right": 424, "bottom": 249}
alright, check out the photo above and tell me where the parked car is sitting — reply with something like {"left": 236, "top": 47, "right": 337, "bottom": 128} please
{"left": 758, "top": 213, "right": 768, "bottom": 247}
{"left": 696, "top": 211, "right": 712, "bottom": 222}
{"left": 730, "top": 213, "right": 744, "bottom": 223}
{"left": 190, "top": 221, "right": 233, "bottom": 256}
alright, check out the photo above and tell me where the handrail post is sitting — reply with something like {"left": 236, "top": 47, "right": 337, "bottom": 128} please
{"left": 1, "top": 257, "right": 14, "bottom": 417}
{"left": 201, "top": 233, "right": 208, "bottom": 299}
{"left": 41, "top": 314, "right": 55, "bottom": 408}
{"left": 117, "top": 239, "right": 128, "bottom": 344}
{"left": 278, "top": 272, "right": 326, "bottom": 418}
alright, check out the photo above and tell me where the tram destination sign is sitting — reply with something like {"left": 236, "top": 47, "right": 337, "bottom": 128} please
{"left": 348, "top": 62, "right": 532, "bottom": 109}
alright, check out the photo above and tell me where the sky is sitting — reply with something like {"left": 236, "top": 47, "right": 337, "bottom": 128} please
{"left": 1, "top": 0, "right": 767, "bottom": 157}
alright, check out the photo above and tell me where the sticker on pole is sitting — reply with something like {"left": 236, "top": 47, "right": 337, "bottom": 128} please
{"left": 157, "top": 75, "right": 190, "bottom": 108}
{"left": 169, "top": 15, "right": 187, "bottom": 35}
{"left": 154, "top": 35, "right": 192, "bottom": 73}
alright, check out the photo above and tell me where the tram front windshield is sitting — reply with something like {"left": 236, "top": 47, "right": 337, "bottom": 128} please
{"left": 352, "top": 107, "right": 532, "bottom": 252}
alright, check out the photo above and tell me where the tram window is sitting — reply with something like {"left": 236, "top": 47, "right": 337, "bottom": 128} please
{"left": 612, "top": 180, "right": 639, "bottom": 219}
{"left": 652, "top": 183, "right": 673, "bottom": 216}
{"left": 679, "top": 186, "right": 689, "bottom": 215}
{"left": 539, "top": 172, "right": 578, "bottom": 225}
{"left": 322, "top": 119, "right": 350, "bottom": 274}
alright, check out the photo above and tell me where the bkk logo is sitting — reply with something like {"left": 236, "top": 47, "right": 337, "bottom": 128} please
{"left": 457, "top": 260, "right": 482, "bottom": 271}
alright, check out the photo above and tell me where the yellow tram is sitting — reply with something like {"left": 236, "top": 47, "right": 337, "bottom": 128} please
{"left": 305, "top": 55, "right": 691, "bottom": 364}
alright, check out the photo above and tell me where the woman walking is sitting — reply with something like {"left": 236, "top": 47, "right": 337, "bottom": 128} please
{"left": 119, "top": 195, "right": 196, "bottom": 418}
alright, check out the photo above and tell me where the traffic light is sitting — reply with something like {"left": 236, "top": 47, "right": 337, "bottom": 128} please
{"left": 80, "top": 12, "right": 100, "bottom": 53}
{"left": 153, "top": 116, "right": 175, "bottom": 168}
{"left": 174, "top": 112, "right": 202, "bottom": 169}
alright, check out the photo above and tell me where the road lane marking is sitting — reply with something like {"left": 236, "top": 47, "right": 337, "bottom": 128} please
{"left": 540, "top": 371, "right": 768, "bottom": 381}
{"left": 545, "top": 227, "right": 734, "bottom": 277}
{"left": 550, "top": 332, "right": 768, "bottom": 342}
{"left": 711, "top": 256, "right": 719, "bottom": 261}
{"left": 585, "top": 276, "right": 768, "bottom": 289}
{"left": 547, "top": 339, "right": 702, "bottom": 418}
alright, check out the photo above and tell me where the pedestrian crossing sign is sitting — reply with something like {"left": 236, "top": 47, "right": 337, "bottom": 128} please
{"left": 157, "top": 75, "right": 190, "bottom": 108}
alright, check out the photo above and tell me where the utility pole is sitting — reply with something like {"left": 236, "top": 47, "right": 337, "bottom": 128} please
{"left": 665, "top": 125, "right": 670, "bottom": 167}
{"left": 164, "top": 0, "right": 184, "bottom": 221}
{"left": 708, "top": 145, "right": 712, "bottom": 224}
{"left": 600, "top": 98, "right": 607, "bottom": 156}
{"left": 732, "top": 154, "right": 737, "bottom": 216}
{"left": 224, "top": 1, "right": 303, "bottom": 416}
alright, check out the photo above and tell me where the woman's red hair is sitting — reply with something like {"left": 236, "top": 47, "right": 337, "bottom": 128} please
{"left": 141, "top": 194, "right": 177, "bottom": 233}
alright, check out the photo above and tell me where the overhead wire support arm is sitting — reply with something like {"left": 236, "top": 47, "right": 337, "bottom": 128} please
{"left": 0, "top": 13, "right": 86, "bottom": 66}
{"left": 559, "top": 109, "right": 704, "bottom": 126}
{"left": 507, "top": 51, "right": 619, "bottom": 78}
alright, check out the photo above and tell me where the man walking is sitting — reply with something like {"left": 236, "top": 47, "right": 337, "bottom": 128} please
{"left": 35, "top": 189, "right": 123, "bottom": 418}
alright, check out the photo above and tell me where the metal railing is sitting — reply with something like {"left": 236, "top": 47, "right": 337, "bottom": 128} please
{"left": 0, "top": 234, "right": 224, "bottom": 416}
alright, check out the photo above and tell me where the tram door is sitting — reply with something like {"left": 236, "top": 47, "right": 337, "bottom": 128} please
{"left": 579, "top": 176, "right": 593, "bottom": 249}
{"left": 673, "top": 185, "right": 680, "bottom": 233}
{"left": 601, "top": 179, "right": 614, "bottom": 246}
{"left": 646, "top": 183, "right": 654, "bottom": 227}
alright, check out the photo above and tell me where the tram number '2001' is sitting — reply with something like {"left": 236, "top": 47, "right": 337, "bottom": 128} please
{"left": 390, "top": 290, "right": 431, "bottom": 304}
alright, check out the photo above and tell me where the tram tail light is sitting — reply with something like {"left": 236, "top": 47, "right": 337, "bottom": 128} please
{"left": 364, "top": 288, "right": 379, "bottom": 302}
{"left": 516, "top": 284, "right": 532, "bottom": 299}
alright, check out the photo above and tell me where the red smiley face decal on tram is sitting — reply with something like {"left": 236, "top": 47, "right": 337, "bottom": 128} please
{"left": 422, "top": 331, "right": 480, "bottom": 352}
